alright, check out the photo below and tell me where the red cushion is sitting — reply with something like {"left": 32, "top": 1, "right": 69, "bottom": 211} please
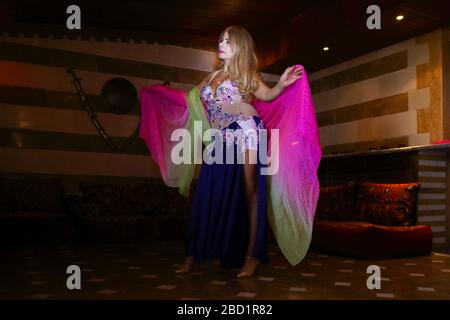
{"left": 316, "top": 182, "right": 359, "bottom": 221}
{"left": 355, "top": 182, "right": 420, "bottom": 226}
{"left": 311, "top": 220, "right": 432, "bottom": 259}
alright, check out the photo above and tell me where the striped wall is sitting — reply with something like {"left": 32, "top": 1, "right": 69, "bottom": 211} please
{"left": 309, "top": 28, "right": 449, "bottom": 249}
{"left": 1, "top": 29, "right": 449, "bottom": 192}
{"left": 443, "top": 27, "right": 450, "bottom": 142}
{"left": 0, "top": 32, "right": 278, "bottom": 191}
{"left": 416, "top": 150, "right": 448, "bottom": 248}
{"left": 311, "top": 29, "right": 446, "bottom": 155}
{"left": 445, "top": 27, "right": 450, "bottom": 249}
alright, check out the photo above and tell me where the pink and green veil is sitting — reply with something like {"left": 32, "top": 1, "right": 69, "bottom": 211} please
{"left": 139, "top": 65, "right": 322, "bottom": 265}
{"left": 139, "top": 85, "right": 210, "bottom": 197}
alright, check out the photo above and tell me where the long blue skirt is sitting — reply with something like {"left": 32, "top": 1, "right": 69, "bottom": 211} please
{"left": 184, "top": 117, "right": 269, "bottom": 269}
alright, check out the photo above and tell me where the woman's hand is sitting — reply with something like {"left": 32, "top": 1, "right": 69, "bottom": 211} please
{"left": 277, "top": 65, "right": 303, "bottom": 89}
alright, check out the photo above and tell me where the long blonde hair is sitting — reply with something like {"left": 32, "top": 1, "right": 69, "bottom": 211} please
{"left": 216, "top": 26, "right": 260, "bottom": 97}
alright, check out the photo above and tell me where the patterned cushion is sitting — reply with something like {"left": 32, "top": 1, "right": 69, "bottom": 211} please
{"left": 122, "top": 182, "right": 187, "bottom": 216}
{"left": 78, "top": 181, "right": 190, "bottom": 216}
{"left": 355, "top": 182, "right": 420, "bottom": 226}
{"left": 0, "top": 178, "right": 65, "bottom": 214}
{"left": 79, "top": 183, "right": 129, "bottom": 216}
{"left": 120, "top": 183, "right": 158, "bottom": 216}
{"left": 315, "top": 181, "right": 359, "bottom": 221}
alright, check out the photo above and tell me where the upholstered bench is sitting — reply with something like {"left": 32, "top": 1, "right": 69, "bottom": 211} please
{"left": 0, "top": 177, "right": 74, "bottom": 244}
{"left": 310, "top": 181, "right": 433, "bottom": 259}
{"left": 312, "top": 220, "right": 432, "bottom": 259}
{"left": 68, "top": 181, "right": 190, "bottom": 243}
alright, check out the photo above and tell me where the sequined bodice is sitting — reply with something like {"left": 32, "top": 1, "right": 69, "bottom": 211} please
{"left": 200, "top": 79, "right": 244, "bottom": 106}
{"left": 200, "top": 79, "right": 253, "bottom": 130}
{"left": 200, "top": 78, "right": 265, "bottom": 153}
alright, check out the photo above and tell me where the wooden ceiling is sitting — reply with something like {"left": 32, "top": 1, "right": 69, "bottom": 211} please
{"left": 1, "top": 0, "right": 449, "bottom": 74}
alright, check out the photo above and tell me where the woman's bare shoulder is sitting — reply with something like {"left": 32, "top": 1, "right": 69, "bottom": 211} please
{"left": 196, "top": 69, "right": 220, "bottom": 90}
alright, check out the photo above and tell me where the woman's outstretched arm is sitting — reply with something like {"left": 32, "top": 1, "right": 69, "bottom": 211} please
{"left": 254, "top": 66, "right": 303, "bottom": 101}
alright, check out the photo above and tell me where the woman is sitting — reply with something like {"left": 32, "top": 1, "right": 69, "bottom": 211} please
{"left": 139, "top": 26, "right": 322, "bottom": 278}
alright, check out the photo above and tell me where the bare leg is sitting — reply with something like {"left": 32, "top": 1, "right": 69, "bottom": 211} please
{"left": 175, "top": 255, "right": 194, "bottom": 274}
{"left": 237, "top": 149, "right": 260, "bottom": 278}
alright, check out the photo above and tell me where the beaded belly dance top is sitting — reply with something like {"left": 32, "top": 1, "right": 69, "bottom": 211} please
{"left": 200, "top": 78, "right": 264, "bottom": 151}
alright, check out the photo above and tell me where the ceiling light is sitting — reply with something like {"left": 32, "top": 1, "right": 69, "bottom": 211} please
{"left": 323, "top": 46, "right": 329, "bottom": 51}
{"left": 396, "top": 15, "right": 404, "bottom": 21}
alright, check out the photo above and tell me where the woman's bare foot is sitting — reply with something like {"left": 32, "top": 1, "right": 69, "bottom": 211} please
{"left": 237, "top": 256, "right": 260, "bottom": 278}
{"left": 175, "top": 256, "right": 194, "bottom": 274}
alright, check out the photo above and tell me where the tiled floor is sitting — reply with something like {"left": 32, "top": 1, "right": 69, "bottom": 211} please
{"left": 1, "top": 242, "right": 450, "bottom": 300}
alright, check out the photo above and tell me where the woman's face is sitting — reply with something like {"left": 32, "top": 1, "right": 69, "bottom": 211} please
{"left": 218, "top": 31, "right": 234, "bottom": 61}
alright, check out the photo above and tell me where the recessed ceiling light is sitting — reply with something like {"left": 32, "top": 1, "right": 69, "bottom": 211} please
{"left": 323, "top": 46, "right": 329, "bottom": 51}
{"left": 396, "top": 15, "right": 404, "bottom": 21}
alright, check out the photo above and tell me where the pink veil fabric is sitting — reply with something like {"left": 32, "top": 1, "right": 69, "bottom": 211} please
{"left": 139, "top": 84, "right": 187, "bottom": 182}
{"left": 139, "top": 84, "right": 211, "bottom": 197}
{"left": 139, "top": 65, "right": 322, "bottom": 265}
{"left": 252, "top": 65, "right": 322, "bottom": 265}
